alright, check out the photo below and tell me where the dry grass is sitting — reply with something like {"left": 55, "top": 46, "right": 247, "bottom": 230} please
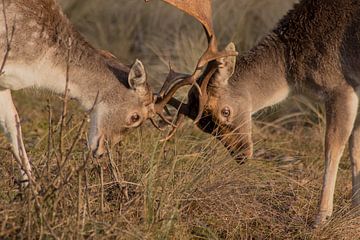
{"left": 1, "top": 0, "right": 360, "bottom": 239}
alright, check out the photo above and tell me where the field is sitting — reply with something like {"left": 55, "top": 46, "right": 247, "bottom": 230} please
{"left": 1, "top": 0, "right": 360, "bottom": 239}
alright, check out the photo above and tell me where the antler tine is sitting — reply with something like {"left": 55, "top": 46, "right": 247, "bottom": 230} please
{"left": 158, "top": 63, "right": 192, "bottom": 98}
{"left": 154, "top": 34, "right": 237, "bottom": 113}
{"left": 160, "top": 113, "right": 185, "bottom": 142}
{"left": 194, "top": 65, "right": 217, "bottom": 123}
{"left": 160, "top": 97, "right": 190, "bottom": 141}
{"left": 149, "top": 117, "right": 166, "bottom": 131}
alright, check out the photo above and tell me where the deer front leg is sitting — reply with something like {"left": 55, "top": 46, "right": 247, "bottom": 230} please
{"left": 0, "top": 89, "right": 32, "bottom": 187}
{"left": 316, "top": 88, "right": 358, "bottom": 226}
{"left": 349, "top": 111, "right": 360, "bottom": 207}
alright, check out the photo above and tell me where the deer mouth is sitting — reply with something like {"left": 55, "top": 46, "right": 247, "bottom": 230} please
{"left": 229, "top": 148, "right": 252, "bottom": 164}
{"left": 218, "top": 132, "right": 253, "bottom": 164}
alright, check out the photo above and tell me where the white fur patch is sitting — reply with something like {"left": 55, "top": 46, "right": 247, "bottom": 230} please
{"left": 267, "top": 85, "right": 290, "bottom": 107}
{"left": 253, "top": 84, "right": 290, "bottom": 113}
{"left": 89, "top": 102, "right": 108, "bottom": 151}
{"left": 0, "top": 51, "right": 81, "bottom": 99}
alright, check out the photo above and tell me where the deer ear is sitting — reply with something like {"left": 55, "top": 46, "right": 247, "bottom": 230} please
{"left": 217, "top": 42, "right": 237, "bottom": 84}
{"left": 128, "top": 59, "right": 147, "bottom": 92}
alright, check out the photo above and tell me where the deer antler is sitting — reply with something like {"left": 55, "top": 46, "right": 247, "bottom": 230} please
{"left": 145, "top": 0, "right": 214, "bottom": 37}
{"left": 146, "top": 0, "right": 238, "bottom": 139}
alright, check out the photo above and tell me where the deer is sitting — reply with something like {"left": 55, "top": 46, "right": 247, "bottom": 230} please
{"left": 0, "top": 0, "right": 160, "bottom": 186}
{"left": 147, "top": 0, "right": 360, "bottom": 226}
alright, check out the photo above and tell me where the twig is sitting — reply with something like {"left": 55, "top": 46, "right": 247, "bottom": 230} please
{"left": 42, "top": 92, "right": 99, "bottom": 199}
{"left": 86, "top": 180, "right": 141, "bottom": 189}
{"left": 99, "top": 163, "right": 104, "bottom": 213}
{"left": 59, "top": 37, "right": 72, "bottom": 165}
{"left": 27, "top": 191, "right": 31, "bottom": 240}
{"left": 105, "top": 142, "right": 129, "bottom": 201}
{"left": 77, "top": 168, "right": 82, "bottom": 239}
{"left": 0, "top": 0, "right": 15, "bottom": 74}
{"left": 43, "top": 150, "right": 91, "bottom": 202}
{"left": 45, "top": 99, "right": 53, "bottom": 177}
{"left": 0, "top": 146, "right": 11, "bottom": 152}
{"left": 64, "top": 116, "right": 87, "bottom": 163}
{"left": 83, "top": 150, "right": 91, "bottom": 217}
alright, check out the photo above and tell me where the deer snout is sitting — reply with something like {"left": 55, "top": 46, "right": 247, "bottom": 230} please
{"left": 222, "top": 135, "right": 253, "bottom": 164}
{"left": 93, "top": 148, "right": 105, "bottom": 159}
{"left": 91, "top": 134, "right": 106, "bottom": 159}
{"left": 230, "top": 147, "right": 253, "bottom": 165}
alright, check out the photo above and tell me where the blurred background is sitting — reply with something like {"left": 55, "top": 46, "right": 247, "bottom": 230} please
{"left": 58, "top": 0, "right": 297, "bottom": 90}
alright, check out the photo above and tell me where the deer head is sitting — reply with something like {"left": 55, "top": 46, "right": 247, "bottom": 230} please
{"left": 90, "top": 51, "right": 155, "bottom": 157}
{"left": 194, "top": 43, "right": 253, "bottom": 163}
{"left": 147, "top": 0, "right": 253, "bottom": 162}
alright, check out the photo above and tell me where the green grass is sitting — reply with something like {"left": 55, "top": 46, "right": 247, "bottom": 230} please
{"left": 1, "top": 0, "right": 360, "bottom": 239}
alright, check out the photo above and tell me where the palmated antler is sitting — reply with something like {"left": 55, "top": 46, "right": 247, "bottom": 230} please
{"left": 146, "top": 0, "right": 238, "bottom": 139}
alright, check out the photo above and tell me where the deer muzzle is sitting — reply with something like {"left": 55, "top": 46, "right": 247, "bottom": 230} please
{"left": 216, "top": 126, "right": 253, "bottom": 164}
{"left": 91, "top": 134, "right": 106, "bottom": 159}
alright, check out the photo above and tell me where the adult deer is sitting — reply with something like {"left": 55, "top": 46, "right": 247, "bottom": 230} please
{"left": 0, "top": 0, "right": 156, "bottom": 185}
{"left": 150, "top": 0, "right": 360, "bottom": 226}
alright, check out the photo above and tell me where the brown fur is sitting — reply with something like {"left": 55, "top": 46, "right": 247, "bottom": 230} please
{"left": 184, "top": 0, "right": 360, "bottom": 225}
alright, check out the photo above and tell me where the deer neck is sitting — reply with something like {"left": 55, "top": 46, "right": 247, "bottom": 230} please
{"left": 231, "top": 35, "right": 290, "bottom": 113}
{"left": 12, "top": 38, "right": 125, "bottom": 112}
{"left": 36, "top": 46, "right": 124, "bottom": 111}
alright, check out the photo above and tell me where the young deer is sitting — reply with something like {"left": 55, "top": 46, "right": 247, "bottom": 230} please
{"left": 152, "top": 0, "right": 360, "bottom": 226}
{"left": 0, "top": 0, "right": 156, "bottom": 185}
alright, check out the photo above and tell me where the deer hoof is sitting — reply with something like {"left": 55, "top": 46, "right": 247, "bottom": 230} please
{"left": 313, "top": 213, "right": 331, "bottom": 228}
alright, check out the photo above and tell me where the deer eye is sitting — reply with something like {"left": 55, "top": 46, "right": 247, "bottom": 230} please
{"left": 221, "top": 107, "right": 231, "bottom": 118}
{"left": 130, "top": 113, "right": 141, "bottom": 124}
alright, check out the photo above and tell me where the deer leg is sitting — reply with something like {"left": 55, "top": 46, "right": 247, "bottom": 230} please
{"left": 315, "top": 88, "right": 358, "bottom": 226}
{"left": 349, "top": 109, "right": 360, "bottom": 207}
{"left": 0, "top": 89, "right": 32, "bottom": 186}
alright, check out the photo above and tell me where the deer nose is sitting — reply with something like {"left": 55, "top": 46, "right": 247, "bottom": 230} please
{"left": 92, "top": 149, "right": 105, "bottom": 159}
{"left": 230, "top": 148, "right": 252, "bottom": 165}
{"left": 92, "top": 143, "right": 106, "bottom": 158}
